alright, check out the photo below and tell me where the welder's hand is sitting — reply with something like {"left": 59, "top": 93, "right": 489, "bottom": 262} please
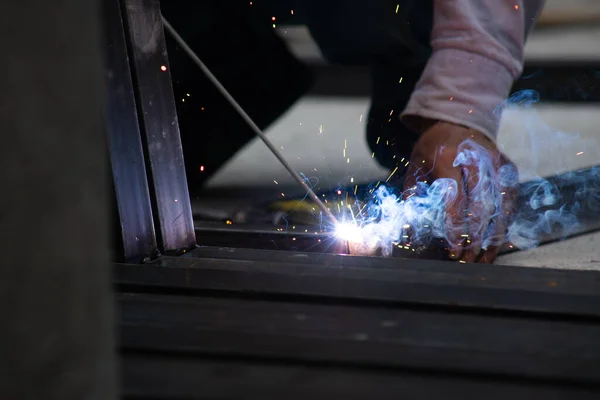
{"left": 403, "top": 121, "right": 518, "bottom": 264}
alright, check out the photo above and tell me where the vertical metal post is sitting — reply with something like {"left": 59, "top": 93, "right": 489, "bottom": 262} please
{"left": 104, "top": 0, "right": 159, "bottom": 263}
{"left": 121, "top": 0, "right": 196, "bottom": 254}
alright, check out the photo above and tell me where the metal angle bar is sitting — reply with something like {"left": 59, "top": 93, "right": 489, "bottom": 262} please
{"left": 120, "top": 0, "right": 196, "bottom": 254}
{"left": 103, "top": 0, "right": 158, "bottom": 262}
{"left": 114, "top": 258, "right": 600, "bottom": 317}
{"left": 117, "top": 293, "right": 600, "bottom": 384}
{"left": 120, "top": 353, "right": 600, "bottom": 400}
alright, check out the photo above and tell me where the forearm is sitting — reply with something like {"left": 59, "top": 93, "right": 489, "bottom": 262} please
{"left": 401, "top": 0, "right": 545, "bottom": 140}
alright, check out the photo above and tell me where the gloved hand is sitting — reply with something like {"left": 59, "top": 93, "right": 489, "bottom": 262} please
{"left": 403, "top": 121, "right": 518, "bottom": 263}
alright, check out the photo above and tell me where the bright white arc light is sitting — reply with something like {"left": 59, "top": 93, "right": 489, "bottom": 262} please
{"left": 335, "top": 222, "right": 364, "bottom": 243}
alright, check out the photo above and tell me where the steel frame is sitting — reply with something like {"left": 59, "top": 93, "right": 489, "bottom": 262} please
{"left": 103, "top": 0, "right": 158, "bottom": 262}
{"left": 104, "top": 0, "right": 600, "bottom": 397}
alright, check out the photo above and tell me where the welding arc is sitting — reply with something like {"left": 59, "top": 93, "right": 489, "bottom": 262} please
{"left": 161, "top": 16, "right": 339, "bottom": 226}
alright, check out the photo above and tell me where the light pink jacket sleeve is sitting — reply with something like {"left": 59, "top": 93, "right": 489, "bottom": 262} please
{"left": 401, "top": 0, "right": 546, "bottom": 140}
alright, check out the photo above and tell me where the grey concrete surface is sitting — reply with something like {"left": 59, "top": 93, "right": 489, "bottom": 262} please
{"left": 0, "top": 1, "right": 116, "bottom": 398}
{"left": 207, "top": 101, "right": 600, "bottom": 189}
{"left": 497, "top": 231, "right": 600, "bottom": 270}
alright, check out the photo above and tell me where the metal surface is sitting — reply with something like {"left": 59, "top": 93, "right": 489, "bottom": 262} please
{"left": 103, "top": 0, "right": 158, "bottom": 262}
{"left": 117, "top": 253, "right": 600, "bottom": 398}
{"left": 116, "top": 255, "right": 600, "bottom": 317}
{"left": 121, "top": 0, "right": 196, "bottom": 254}
{"left": 120, "top": 353, "right": 599, "bottom": 400}
{"left": 118, "top": 292, "right": 600, "bottom": 383}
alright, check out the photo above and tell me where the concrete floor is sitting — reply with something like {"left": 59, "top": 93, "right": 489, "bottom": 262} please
{"left": 204, "top": 21, "right": 600, "bottom": 269}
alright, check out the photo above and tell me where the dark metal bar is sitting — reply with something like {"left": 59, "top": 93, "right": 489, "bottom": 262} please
{"left": 118, "top": 293, "right": 600, "bottom": 385}
{"left": 115, "top": 256, "right": 600, "bottom": 317}
{"left": 121, "top": 353, "right": 600, "bottom": 399}
{"left": 513, "top": 166, "right": 600, "bottom": 247}
{"left": 120, "top": 0, "right": 196, "bottom": 254}
{"left": 103, "top": 0, "right": 158, "bottom": 262}
{"left": 183, "top": 244, "right": 598, "bottom": 274}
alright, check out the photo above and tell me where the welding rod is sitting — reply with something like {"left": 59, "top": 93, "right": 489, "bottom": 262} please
{"left": 161, "top": 16, "right": 339, "bottom": 226}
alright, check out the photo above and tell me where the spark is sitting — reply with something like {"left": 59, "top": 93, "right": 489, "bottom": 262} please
{"left": 273, "top": 180, "right": 278, "bottom": 184}
{"left": 199, "top": 165, "right": 204, "bottom": 172}
{"left": 399, "top": 77, "right": 403, "bottom": 83}
{"left": 577, "top": 151, "right": 584, "bottom": 156}
{"left": 160, "top": 65, "right": 167, "bottom": 71}
{"left": 319, "top": 125, "right": 323, "bottom": 134}
{"left": 514, "top": 4, "right": 519, "bottom": 10}
{"left": 395, "top": 4, "right": 399, "bottom": 13}
{"left": 385, "top": 166, "right": 399, "bottom": 182}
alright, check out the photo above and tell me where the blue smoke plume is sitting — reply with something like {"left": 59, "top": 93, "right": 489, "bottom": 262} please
{"left": 336, "top": 90, "right": 599, "bottom": 256}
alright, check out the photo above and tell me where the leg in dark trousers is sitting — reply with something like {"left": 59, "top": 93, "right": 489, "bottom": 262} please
{"left": 161, "top": 0, "right": 433, "bottom": 195}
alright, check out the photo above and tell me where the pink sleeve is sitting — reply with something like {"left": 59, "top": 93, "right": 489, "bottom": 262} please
{"left": 401, "top": 0, "right": 545, "bottom": 140}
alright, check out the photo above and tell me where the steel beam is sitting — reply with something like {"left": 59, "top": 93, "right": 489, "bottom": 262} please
{"left": 104, "top": 0, "right": 159, "bottom": 262}
{"left": 120, "top": 0, "right": 196, "bottom": 254}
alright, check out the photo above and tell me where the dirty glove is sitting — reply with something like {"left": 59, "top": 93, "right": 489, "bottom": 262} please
{"left": 403, "top": 121, "right": 518, "bottom": 263}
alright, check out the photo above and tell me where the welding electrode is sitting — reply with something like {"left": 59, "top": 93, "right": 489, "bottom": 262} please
{"left": 161, "top": 16, "right": 339, "bottom": 226}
